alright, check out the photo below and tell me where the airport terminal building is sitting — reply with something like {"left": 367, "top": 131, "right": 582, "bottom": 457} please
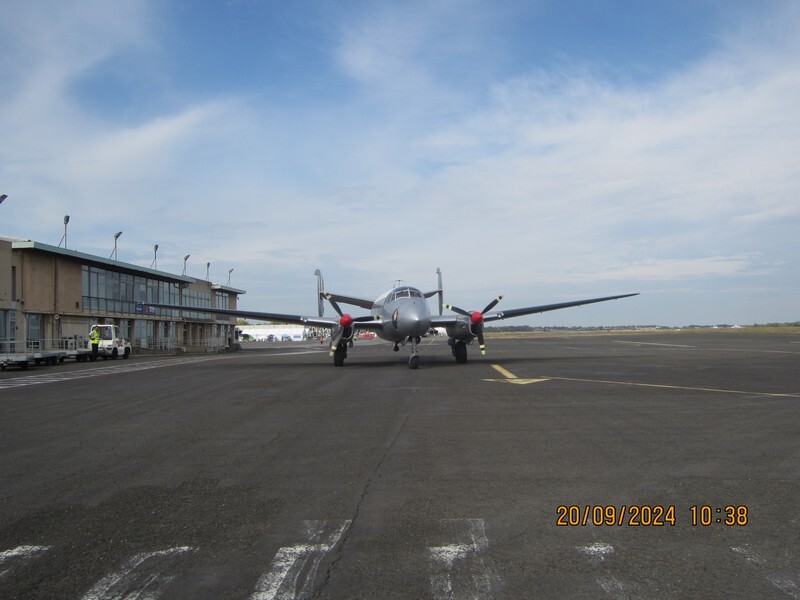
{"left": 0, "top": 237, "right": 244, "bottom": 354}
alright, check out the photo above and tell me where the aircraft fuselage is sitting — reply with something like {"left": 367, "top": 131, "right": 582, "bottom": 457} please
{"left": 371, "top": 286, "right": 432, "bottom": 343}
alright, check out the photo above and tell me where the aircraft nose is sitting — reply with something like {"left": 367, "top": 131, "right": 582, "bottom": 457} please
{"left": 397, "top": 304, "right": 429, "bottom": 336}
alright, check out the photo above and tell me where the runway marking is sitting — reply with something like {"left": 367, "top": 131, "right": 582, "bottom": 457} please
{"left": 483, "top": 364, "right": 550, "bottom": 385}
{"left": 542, "top": 375, "right": 800, "bottom": 398}
{"left": 615, "top": 341, "right": 798, "bottom": 355}
{"left": 615, "top": 341, "right": 694, "bottom": 348}
{"left": 250, "top": 519, "right": 351, "bottom": 600}
{"left": 732, "top": 546, "right": 800, "bottom": 599}
{"left": 577, "top": 542, "right": 642, "bottom": 599}
{"left": 577, "top": 542, "right": 614, "bottom": 560}
{"left": 0, "top": 356, "right": 232, "bottom": 390}
{"left": 81, "top": 546, "right": 196, "bottom": 600}
{"left": 0, "top": 545, "right": 51, "bottom": 581}
{"left": 429, "top": 518, "right": 499, "bottom": 600}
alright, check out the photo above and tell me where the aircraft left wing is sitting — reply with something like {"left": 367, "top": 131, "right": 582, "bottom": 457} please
{"left": 430, "top": 293, "right": 639, "bottom": 327}
{"left": 482, "top": 293, "right": 640, "bottom": 322}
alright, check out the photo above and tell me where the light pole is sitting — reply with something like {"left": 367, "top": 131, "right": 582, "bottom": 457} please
{"left": 227, "top": 268, "right": 234, "bottom": 286}
{"left": 151, "top": 244, "right": 159, "bottom": 269}
{"left": 182, "top": 254, "right": 190, "bottom": 276}
{"left": 59, "top": 215, "right": 70, "bottom": 248}
{"left": 110, "top": 231, "right": 122, "bottom": 260}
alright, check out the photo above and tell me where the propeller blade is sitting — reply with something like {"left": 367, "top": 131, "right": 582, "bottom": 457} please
{"left": 481, "top": 295, "right": 504, "bottom": 315}
{"left": 329, "top": 327, "right": 344, "bottom": 356}
{"left": 475, "top": 324, "right": 486, "bottom": 355}
{"left": 443, "top": 303, "right": 470, "bottom": 317}
{"left": 324, "top": 292, "right": 343, "bottom": 316}
{"left": 329, "top": 313, "right": 354, "bottom": 356}
{"left": 446, "top": 295, "right": 502, "bottom": 355}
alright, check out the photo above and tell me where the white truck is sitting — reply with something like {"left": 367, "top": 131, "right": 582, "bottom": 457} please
{"left": 88, "top": 324, "right": 132, "bottom": 360}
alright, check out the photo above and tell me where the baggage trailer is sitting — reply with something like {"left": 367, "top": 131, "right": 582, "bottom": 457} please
{"left": 1, "top": 341, "right": 66, "bottom": 370}
{"left": 1, "top": 351, "right": 37, "bottom": 370}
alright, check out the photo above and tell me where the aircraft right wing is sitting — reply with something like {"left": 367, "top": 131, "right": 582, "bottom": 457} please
{"left": 150, "top": 303, "right": 384, "bottom": 331}
{"left": 322, "top": 292, "right": 375, "bottom": 311}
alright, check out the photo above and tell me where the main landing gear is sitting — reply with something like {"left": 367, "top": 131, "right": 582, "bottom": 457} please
{"left": 452, "top": 340, "right": 468, "bottom": 364}
{"left": 333, "top": 344, "right": 347, "bottom": 367}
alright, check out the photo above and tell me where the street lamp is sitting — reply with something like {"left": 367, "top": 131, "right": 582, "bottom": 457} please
{"left": 227, "top": 268, "right": 234, "bottom": 286}
{"left": 110, "top": 231, "right": 122, "bottom": 260}
{"left": 182, "top": 254, "right": 190, "bottom": 276}
{"left": 151, "top": 244, "right": 159, "bottom": 269}
{"left": 59, "top": 215, "right": 70, "bottom": 248}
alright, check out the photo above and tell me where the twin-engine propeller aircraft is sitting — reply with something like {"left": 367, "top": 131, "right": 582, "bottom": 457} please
{"left": 158, "top": 269, "right": 638, "bottom": 369}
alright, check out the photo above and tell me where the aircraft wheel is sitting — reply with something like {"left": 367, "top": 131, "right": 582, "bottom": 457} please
{"left": 454, "top": 341, "right": 468, "bottom": 364}
{"left": 333, "top": 346, "right": 346, "bottom": 366}
{"left": 409, "top": 355, "right": 419, "bottom": 369}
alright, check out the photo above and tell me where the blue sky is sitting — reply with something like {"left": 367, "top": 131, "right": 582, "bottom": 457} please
{"left": 2, "top": 0, "right": 798, "bottom": 326}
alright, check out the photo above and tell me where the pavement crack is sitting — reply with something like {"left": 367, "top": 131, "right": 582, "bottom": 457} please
{"left": 314, "top": 401, "right": 414, "bottom": 597}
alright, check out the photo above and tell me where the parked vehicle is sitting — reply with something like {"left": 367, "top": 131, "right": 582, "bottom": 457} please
{"left": 88, "top": 324, "right": 132, "bottom": 360}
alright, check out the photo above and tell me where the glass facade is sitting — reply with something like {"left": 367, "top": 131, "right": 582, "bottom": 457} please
{"left": 82, "top": 265, "right": 181, "bottom": 315}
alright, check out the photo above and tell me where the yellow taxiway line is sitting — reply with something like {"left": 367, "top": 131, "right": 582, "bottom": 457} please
{"left": 485, "top": 364, "right": 800, "bottom": 397}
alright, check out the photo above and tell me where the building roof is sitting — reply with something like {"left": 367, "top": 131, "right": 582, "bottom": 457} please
{"left": 11, "top": 239, "right": 196, "bottom": 284}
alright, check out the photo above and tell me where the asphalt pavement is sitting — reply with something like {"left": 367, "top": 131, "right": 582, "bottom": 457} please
{"left": 1, "top": 332, "right": 799, "bottom": 599}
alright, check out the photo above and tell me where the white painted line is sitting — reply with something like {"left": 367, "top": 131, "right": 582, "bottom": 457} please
{"left": 732, "top": 545, "right": 800, "bottom": 599}
{"left": 767, "top": 575, "right": 800, "bottom": 599}
{"left": 614, "top": 341, "right": 695, "bottom": 348}
{"left": 576, "top": 542, "right": 642, "bottom": 598}
{"left": 81, "top": 546, "right": 196, "bottom": 600}
{"left": 0, "top": 545, "right": 51, "bottom": 580}
{"left": 250, "top": 519, "right": 351, "bottom": 600}
{"left": 0, "top": 356, "right": 231, "bottom": 391}
{"left": 429, "top": 518, "right": 499, "bottom": 600}
{"left": 614, "top": 340, "right": 798, "bottom": 354}
{"left": 542, "top": 374, "right": 800, "bottom": 398}
{"left": 731, "top": 545, "right": 767, "bottom": 566}
{"left": 577, "top": 542, "right": 614, "bottom": 560}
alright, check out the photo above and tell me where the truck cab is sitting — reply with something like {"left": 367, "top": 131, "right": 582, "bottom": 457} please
{"left": 89, "top": 324, "right": 132, "bottom": 360}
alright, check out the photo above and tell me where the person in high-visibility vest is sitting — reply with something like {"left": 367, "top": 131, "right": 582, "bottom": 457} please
{"left": 89, "top": 325, "right": 100, "bottom": 361}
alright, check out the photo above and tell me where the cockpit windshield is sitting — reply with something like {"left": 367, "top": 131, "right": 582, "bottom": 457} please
{"left": 391, "top": 287, "right": 423, "bottom": 301}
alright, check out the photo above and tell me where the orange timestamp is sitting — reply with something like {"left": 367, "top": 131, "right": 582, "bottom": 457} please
{"left": 556, "top": 504, "right": 749, "bottom": 527}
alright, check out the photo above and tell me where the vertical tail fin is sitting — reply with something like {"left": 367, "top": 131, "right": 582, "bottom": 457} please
{"left": 436, "top": 267, "right": 443, "bottom": 316}
{"left": 315, "top": 269, "right": 325, "bottom": 317}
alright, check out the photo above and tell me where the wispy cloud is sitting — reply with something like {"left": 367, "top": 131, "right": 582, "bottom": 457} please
{"left": 1, "top": 1, "right": 798, "bottom": 324}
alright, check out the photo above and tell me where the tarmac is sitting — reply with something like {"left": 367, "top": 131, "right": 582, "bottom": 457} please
{"left": 1, "top": 331, "right": 798, "bottom": 599}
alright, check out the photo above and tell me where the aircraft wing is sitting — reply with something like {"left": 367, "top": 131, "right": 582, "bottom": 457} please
{"left": 323, "top": 292, "right": 375, "bottom": 310}
{"left": 429, "top": 293, "right": 639, "bottom": 327}
{"left": 482, "top": 293, "right": 639, "bottom": 322}
{"left": 150, "top": 304, "right": 340, "bottom": 329}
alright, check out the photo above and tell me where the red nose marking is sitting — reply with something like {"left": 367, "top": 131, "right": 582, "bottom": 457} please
{"left": 470, "top": 311, "right": 483, "bottom": 325}
{"left": 340, "top": 314, "right": 354, "bottom": 327}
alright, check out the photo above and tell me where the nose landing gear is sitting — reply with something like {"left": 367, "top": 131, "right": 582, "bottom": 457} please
{"left": 408, "top": 336, "right": 421, "bottom": 369}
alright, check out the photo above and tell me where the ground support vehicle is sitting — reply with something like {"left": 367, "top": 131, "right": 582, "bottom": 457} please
{"left": 87, "top": 325, "right": 132, "bottom": 360}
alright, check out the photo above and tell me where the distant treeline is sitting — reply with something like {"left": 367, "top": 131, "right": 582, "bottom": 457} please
{"left": 487, "top": 322, "right": 800, "bottom": 332}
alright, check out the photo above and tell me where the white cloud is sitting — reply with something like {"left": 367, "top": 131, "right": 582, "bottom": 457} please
{"left": 2, "top": 1, "right": 799, "bottom": 324}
